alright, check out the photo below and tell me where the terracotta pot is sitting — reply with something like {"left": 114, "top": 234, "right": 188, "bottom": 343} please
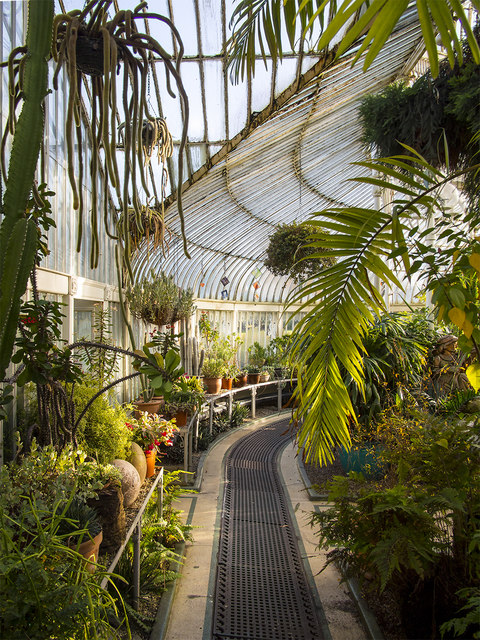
{"left": 204, "top": 377, "right": 222, "bottom": 394}
{"left": 174, "top": 410, "right": 188, "bottom": 428}
{"left": 221, "top": 377, "right": 233, "bottom": 390}
{"left": 259, "top": 372, "right": 270, "bottom": 383}
{"left": 247, "top": 372, "right": 261, "bottom": 385}
{"left": 133, "top": 399, "right": 162, "bottom": 418}
{"left": 234, "top": 374, "right": 248, "bottom": 388}
{"left": 145, "top": 449, "right": 157, "bottom": 478}
{"left": 70, "top": 530, "right": 103, "bottom": 574}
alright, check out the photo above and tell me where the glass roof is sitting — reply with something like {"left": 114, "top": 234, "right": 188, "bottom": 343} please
{"left": 55, "top": 1, "right": 426, "bottom": 303}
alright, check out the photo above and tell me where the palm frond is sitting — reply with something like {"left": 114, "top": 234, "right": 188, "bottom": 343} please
{"left": 288, "top": 151, "right": 469, "bottom": 465}
{"left": 226, "top": 0, "right": 326, "bottom": 81}
{"left": 227, "top": 0, "right": 480, "bottom": 83}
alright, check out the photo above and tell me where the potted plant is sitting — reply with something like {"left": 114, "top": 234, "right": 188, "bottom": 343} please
{"left": 126, "top": 270, "right": 196, "bottom": 329}
{"left": 265, "top": 222, "right": 336, "bottom": 282}
{"left": 131, "top": 343, "right": 185, "bottom": 415}
{"left": 126, "top": 411, "right": 179, "bottom": 477}
{"left": 201, "top": 358, "right": 225, "bottom": 395}
{"left": 222, "top": 363, "right": 240, "bottom": 390}
{"left": 246, "top": 342, "right": 267, "bottom": 384}
{"left": 58, "top": 499, "right": 103, "bottom": 574}
{"left": 165, "top": 376, "right": 205, "bottom": 427}
{"left": 234, "top": 369, "right": 248, "bottom": 388}
{"left": 259, "top": 366, "right": 272, "bottom": 383}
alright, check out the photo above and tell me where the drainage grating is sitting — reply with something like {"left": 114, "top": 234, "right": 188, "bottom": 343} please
{"left": 212, "top": 420, "right": 326, "bottom": 640}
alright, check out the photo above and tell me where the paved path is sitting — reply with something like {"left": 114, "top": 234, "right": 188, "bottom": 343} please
{"left": 163, "top": 412, "right": 367, "bottom": 640}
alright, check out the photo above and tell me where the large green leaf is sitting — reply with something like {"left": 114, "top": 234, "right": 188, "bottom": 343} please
{"left": 288, "top": 151, "right": 470, "bottom": 464}
{"left": 227, "top": 0, "right": 480, "bottom": 81}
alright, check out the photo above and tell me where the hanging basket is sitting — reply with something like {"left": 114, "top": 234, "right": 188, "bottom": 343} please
{"left": 75, "top": 33, "right": 104, "bottom": 77}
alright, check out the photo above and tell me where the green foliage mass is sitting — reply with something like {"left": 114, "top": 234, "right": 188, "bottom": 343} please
{"left": 312, "top": 410, "right": 480, "bottom": 639}
{"left": 74, "top": 383, "right": 132, "bottom": 463}
{"left": 265, "top": 222, "right": 336, "bottom": 282}
{"left": 359, "top": 31, "right": 480, "bottom": 205}
{"left": 126, "top": 270, "right": 195, "bottom": 327}
{"left": 0, "top": 441, "right": 126, "bottom": 638}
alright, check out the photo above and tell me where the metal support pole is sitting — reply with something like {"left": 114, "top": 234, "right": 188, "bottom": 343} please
{"left": 228, "top": 392, "right": 233, "bottom": 420}
{"left": 183, "top": 430, "right": 189, "bottom": 473}
{"left": 132, "top": 520, "right": 142, "bottom": 610}
{"left": 277, "top": 381, "right": 282, "bottom": 411}
{"left": 209, "top": 401, "right": 214, "bottom": 435}
{"left": 157, "top": 468, "right": 164, "bottom": 518}
{"left": 251, "top": 387, "right": 256, "bottom": 418}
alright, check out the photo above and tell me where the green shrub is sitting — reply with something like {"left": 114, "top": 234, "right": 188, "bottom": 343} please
{"left": 0, "top": 446, "right": 127, "bottom": 639}
{"left": 74, "top": 383, "right": 132, "bottom": 463}
{"left": 311, "top": 410, "right": 480, "bottom": 639}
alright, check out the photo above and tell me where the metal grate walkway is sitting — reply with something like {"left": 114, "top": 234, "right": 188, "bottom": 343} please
{"left": 212, "top": 419, "right": 327, "bottom": 640}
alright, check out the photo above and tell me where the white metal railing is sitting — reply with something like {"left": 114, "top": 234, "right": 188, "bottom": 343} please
{"left": 100, "top": 466, "right": 164, "bottom": 610}
{"left": 178, "top": 378, "right": 297, "bottom": 481}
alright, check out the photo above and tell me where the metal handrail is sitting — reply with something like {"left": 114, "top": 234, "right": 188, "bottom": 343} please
{"left": 178, "top": 378, "right": 297, "bottom": 479}
{"left": 100, "top": 466, "right": 164, "bottom": 610}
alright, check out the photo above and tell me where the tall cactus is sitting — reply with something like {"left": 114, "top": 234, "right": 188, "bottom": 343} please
{"left": 0, "top": 1, "right": 54, "bottom": 382}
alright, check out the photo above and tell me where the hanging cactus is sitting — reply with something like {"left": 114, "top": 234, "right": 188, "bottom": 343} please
{"left": 0, "top": 1, "right": 54, "bottom": 382}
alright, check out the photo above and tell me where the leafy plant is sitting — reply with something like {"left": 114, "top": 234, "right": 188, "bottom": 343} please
{"left": 0, "top": 491, "right": 129, "bottom": 640}
{"left": 201, "top": 358, "right": 225, "bottom": 379}
{"left": 359, "top": 29, "right": 480, "bottom": 205}
{"left": 126, "top": 271, "right": 196, "bottom": 328}
{"left": 165, "top": 376, "right": 205, "bottom": 414}
{"left": 78, "top": 304, "right": 119, "bottom": 390}
{"left": 247, "top": 341, "right": 267, "bottom": 370}
{"left": 265, "top": 222, "right": 336, "bottom": 282}
{"left": 125, "top": 411, "right": 178, "bottom": 454}
{"left": 73, "top": 383, "right": 132, "bottom": 464}
{"left": 311, "top": 409, "right": 480, "bottom": 639}
{"left": 12, "top": 297, "right": 83, "bottom": 448}
{"left": 132, "top": 343, "right": 184, "bottom": 402}
{"left": 226, "top": 1, "right": 480, "bottom": 82}
{"left": 109, "top": 470, "right": 192, "bottom": 634}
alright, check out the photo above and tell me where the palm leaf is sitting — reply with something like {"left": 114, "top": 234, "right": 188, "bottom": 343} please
{"left": 227, "top": 0, "right": 480, "bottom": 82}
{"left": 288, "top": 151, "right": 469, "bottom": 465}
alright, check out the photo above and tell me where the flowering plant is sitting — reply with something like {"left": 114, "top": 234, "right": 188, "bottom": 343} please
{"left": 125, "top": 411, "right": 179, "bottom": 453}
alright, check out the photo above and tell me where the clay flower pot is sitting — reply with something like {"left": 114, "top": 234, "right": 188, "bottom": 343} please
{"left": 145, "top": 448, "right": 157, "bottom": 478}
{"left": 204, "top": 377, "right": 222, "bottom": 394}
{"left": 133, "top": 398, "right": 162, "bottom": 418}
{"left": 70, "top": 531, "right": 103, "bottom": 574}
{"left": 234, "top": 374, "right": 248, "bottom": 388}
{"left": 221, "top": 377, "right": 233, "bottom": 390}
{"left": 174, "top": 410, "right": 188, "bottom": 428}
{"left": 247, "top": 372, "right": 261, "bottom": 385}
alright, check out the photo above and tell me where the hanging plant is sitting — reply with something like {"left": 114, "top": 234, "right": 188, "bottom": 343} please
{"left": 2, "top": 0, "right": 190, "bottom": 269}
{"left": 126, "top": 270, "right": 196, "bottom": 328}
{"left": 359, "top": 23, "right": 480, "bottom": 206}
{"left": 117, "top": 199, "right": 172, "bottom": 256}
{"left": 265, "top": 222, "right": 336, "bottom": 282}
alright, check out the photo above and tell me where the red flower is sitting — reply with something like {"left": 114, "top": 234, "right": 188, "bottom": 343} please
{"left": 154, "top": 439, "right": 160, "bottom": 446}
